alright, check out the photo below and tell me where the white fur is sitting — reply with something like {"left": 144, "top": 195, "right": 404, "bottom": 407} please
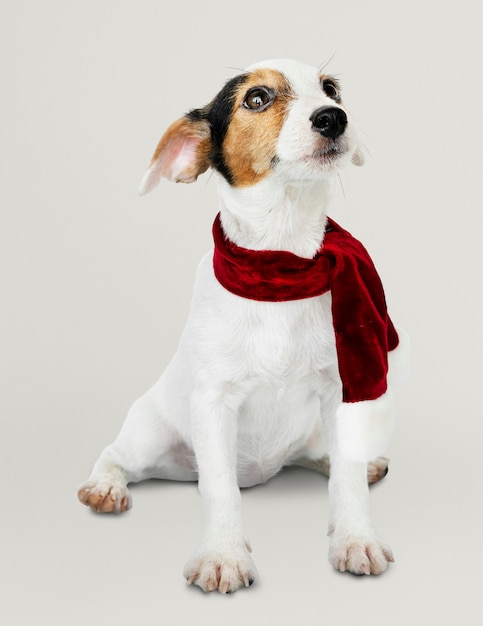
{"left": 78, "top": 60, "right": 406, "bottom": 592}
{"left": 336, "top": 392, "right": 395, "bottom": 463}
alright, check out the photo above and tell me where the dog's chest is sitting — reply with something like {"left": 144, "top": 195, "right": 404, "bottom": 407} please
{"left": 190, "top": 254, "right": 338, "bottom": 379}
{"left": 235, "top": 296, "right": 338, "bottom": 475}
{"left": 185, "top": 257, "right": 341, "bottom": 485}
{"left": 241, "top": 297, "right": 335, "bottom": 375}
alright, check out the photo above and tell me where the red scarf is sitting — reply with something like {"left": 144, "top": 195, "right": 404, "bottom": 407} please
{"left": 212, "top": 213, "right": 399, "bottom": 403}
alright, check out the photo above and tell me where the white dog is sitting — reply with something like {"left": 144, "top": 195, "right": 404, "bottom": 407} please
{"left": 78, "top": 59, "right": 408, "bottom": 593}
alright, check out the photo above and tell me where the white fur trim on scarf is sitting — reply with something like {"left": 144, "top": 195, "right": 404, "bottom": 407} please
{"left": 336, "top": 391, "right": 395, "bottom": 462}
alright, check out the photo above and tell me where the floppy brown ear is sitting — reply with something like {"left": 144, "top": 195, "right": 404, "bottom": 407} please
{"left": 138, "top": 115, "right": 212, "bottom": 195}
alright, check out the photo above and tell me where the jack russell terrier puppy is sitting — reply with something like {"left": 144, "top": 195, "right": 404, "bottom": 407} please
{"left": 78, "top": 58, "right": 408, "bottom": 593}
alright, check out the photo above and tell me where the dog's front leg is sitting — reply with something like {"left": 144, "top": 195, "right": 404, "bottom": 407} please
{"left": 327, "top": 452, "right": 394, "bottom": 575}
{"left": 183, "top": 387, "right": 257, "bottom": 593}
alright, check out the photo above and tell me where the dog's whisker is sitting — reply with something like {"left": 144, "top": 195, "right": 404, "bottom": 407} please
{"left": 204, "top": 170, "right": 215, "bottom": 187}
{"left": 338, "top": 174, "right": 347, "bottom": 200}
{"left": 319, "top": 51, "right": 337, "bottom": 73}
{"left": 360, "top": 140, "right": 371, "bottom": 159}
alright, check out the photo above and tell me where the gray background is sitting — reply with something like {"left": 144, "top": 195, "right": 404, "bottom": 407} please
{"left": 1, "top": 0, "right": 481, "bottom": 624}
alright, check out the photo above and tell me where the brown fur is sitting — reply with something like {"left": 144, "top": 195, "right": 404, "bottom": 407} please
{"left": 150, "top": 116, "right": 212, "bottom": 183}
{"left": 222, "top": 69, "right": 293, "bottom": 187}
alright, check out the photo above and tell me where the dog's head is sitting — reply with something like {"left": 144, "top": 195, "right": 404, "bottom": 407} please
{"left": 139, "top": 59, "right": 364, "bottom": 195}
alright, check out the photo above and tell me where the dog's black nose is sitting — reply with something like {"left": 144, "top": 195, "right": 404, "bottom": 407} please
{"left": 310, "top": 106, "right": 347, "bottom": 139}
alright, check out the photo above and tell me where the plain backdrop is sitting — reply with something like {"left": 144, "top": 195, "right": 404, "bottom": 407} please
{"left": 1, "top": 1, "right": 482, "bottom": 624}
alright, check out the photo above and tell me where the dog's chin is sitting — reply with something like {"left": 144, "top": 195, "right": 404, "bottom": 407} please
{"left": 318, "top": 148, "right": 344, "bottom": 162}
{"left": 273, "top": 139, "right": 356, "bottom": 182}
{"left": 307, "top": 146, "right": 352, "bottom": 176}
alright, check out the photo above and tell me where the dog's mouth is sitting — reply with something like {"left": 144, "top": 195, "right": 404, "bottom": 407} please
{"left": 314, "top": 139, "right": 348, "bottom": 162}
{"left": 320, "top": 147, "right": 342, "bottom": 160}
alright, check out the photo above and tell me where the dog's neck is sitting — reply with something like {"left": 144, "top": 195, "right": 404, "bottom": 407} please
{"left": 216, "top": 174, "right": 334, "bottom": 259}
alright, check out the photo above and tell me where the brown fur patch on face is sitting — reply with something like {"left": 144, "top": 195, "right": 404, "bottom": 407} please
{"left": 222, "top": 69, "right": 293, "bottom": 187}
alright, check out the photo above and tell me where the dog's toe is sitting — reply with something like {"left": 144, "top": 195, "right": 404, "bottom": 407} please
{"left": 77, "top": 482, "right": 131, "bottom": 513}
{"left": 329, "top": 533, "right": 393, "bottom": 576}
{"left": 367, "top": 456, "right": 390, "bottom": 484}
{"left": 184, "top": 543, "right": 257, "bottom": 593}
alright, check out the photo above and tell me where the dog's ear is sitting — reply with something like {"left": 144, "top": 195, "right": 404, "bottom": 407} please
{"left": 139, "top": 113, "right": 212, "bottom": 195}
{"left": 351, "top": 145, "right": 365, "bottom": 167}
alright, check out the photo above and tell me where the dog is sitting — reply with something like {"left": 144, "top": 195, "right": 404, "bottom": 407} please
{"left": 78, "top": 59, "right": 408, "bottom": 593}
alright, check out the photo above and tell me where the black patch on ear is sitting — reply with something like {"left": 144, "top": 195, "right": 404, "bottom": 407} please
{"left": 188, "top": 73, "right": 249, "bottom": 185}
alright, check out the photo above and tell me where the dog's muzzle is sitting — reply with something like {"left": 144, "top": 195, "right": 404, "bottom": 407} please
{"left": 310, "top": 106, "right": 347, "bottom": 139}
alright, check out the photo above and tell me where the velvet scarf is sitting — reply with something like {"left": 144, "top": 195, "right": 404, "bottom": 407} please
{"left": 212, "top": 213, "right": 399, "bottom": 403}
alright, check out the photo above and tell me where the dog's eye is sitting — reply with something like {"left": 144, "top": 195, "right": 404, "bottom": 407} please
{"left": 322, "top": 79, "right": 340, "bottom": 101}
{"left": 243, "top": 87, "right": 274, "bottom": 111}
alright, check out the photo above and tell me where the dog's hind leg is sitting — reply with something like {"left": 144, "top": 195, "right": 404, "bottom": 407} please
{"left": 293, "top": 455, "right": 331, "bottom": 477}
{"left": 294, "top": 455, "right": 390, "bottom": 484}
{"left": 77, "top": 384, "right": 196, "bottom": 513}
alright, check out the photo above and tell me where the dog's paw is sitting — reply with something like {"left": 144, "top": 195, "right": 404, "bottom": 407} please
{"left": 183, "top": 542, "right": 257, "bottom": 593}
{"left": 77, "top": 481, "right": 132, "bottom": 513}
{"left": 329, "top": 533, "right": 394, "bottom": 575}
{"left": 367, "top": 456, "right": 390, "bottom": 484}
